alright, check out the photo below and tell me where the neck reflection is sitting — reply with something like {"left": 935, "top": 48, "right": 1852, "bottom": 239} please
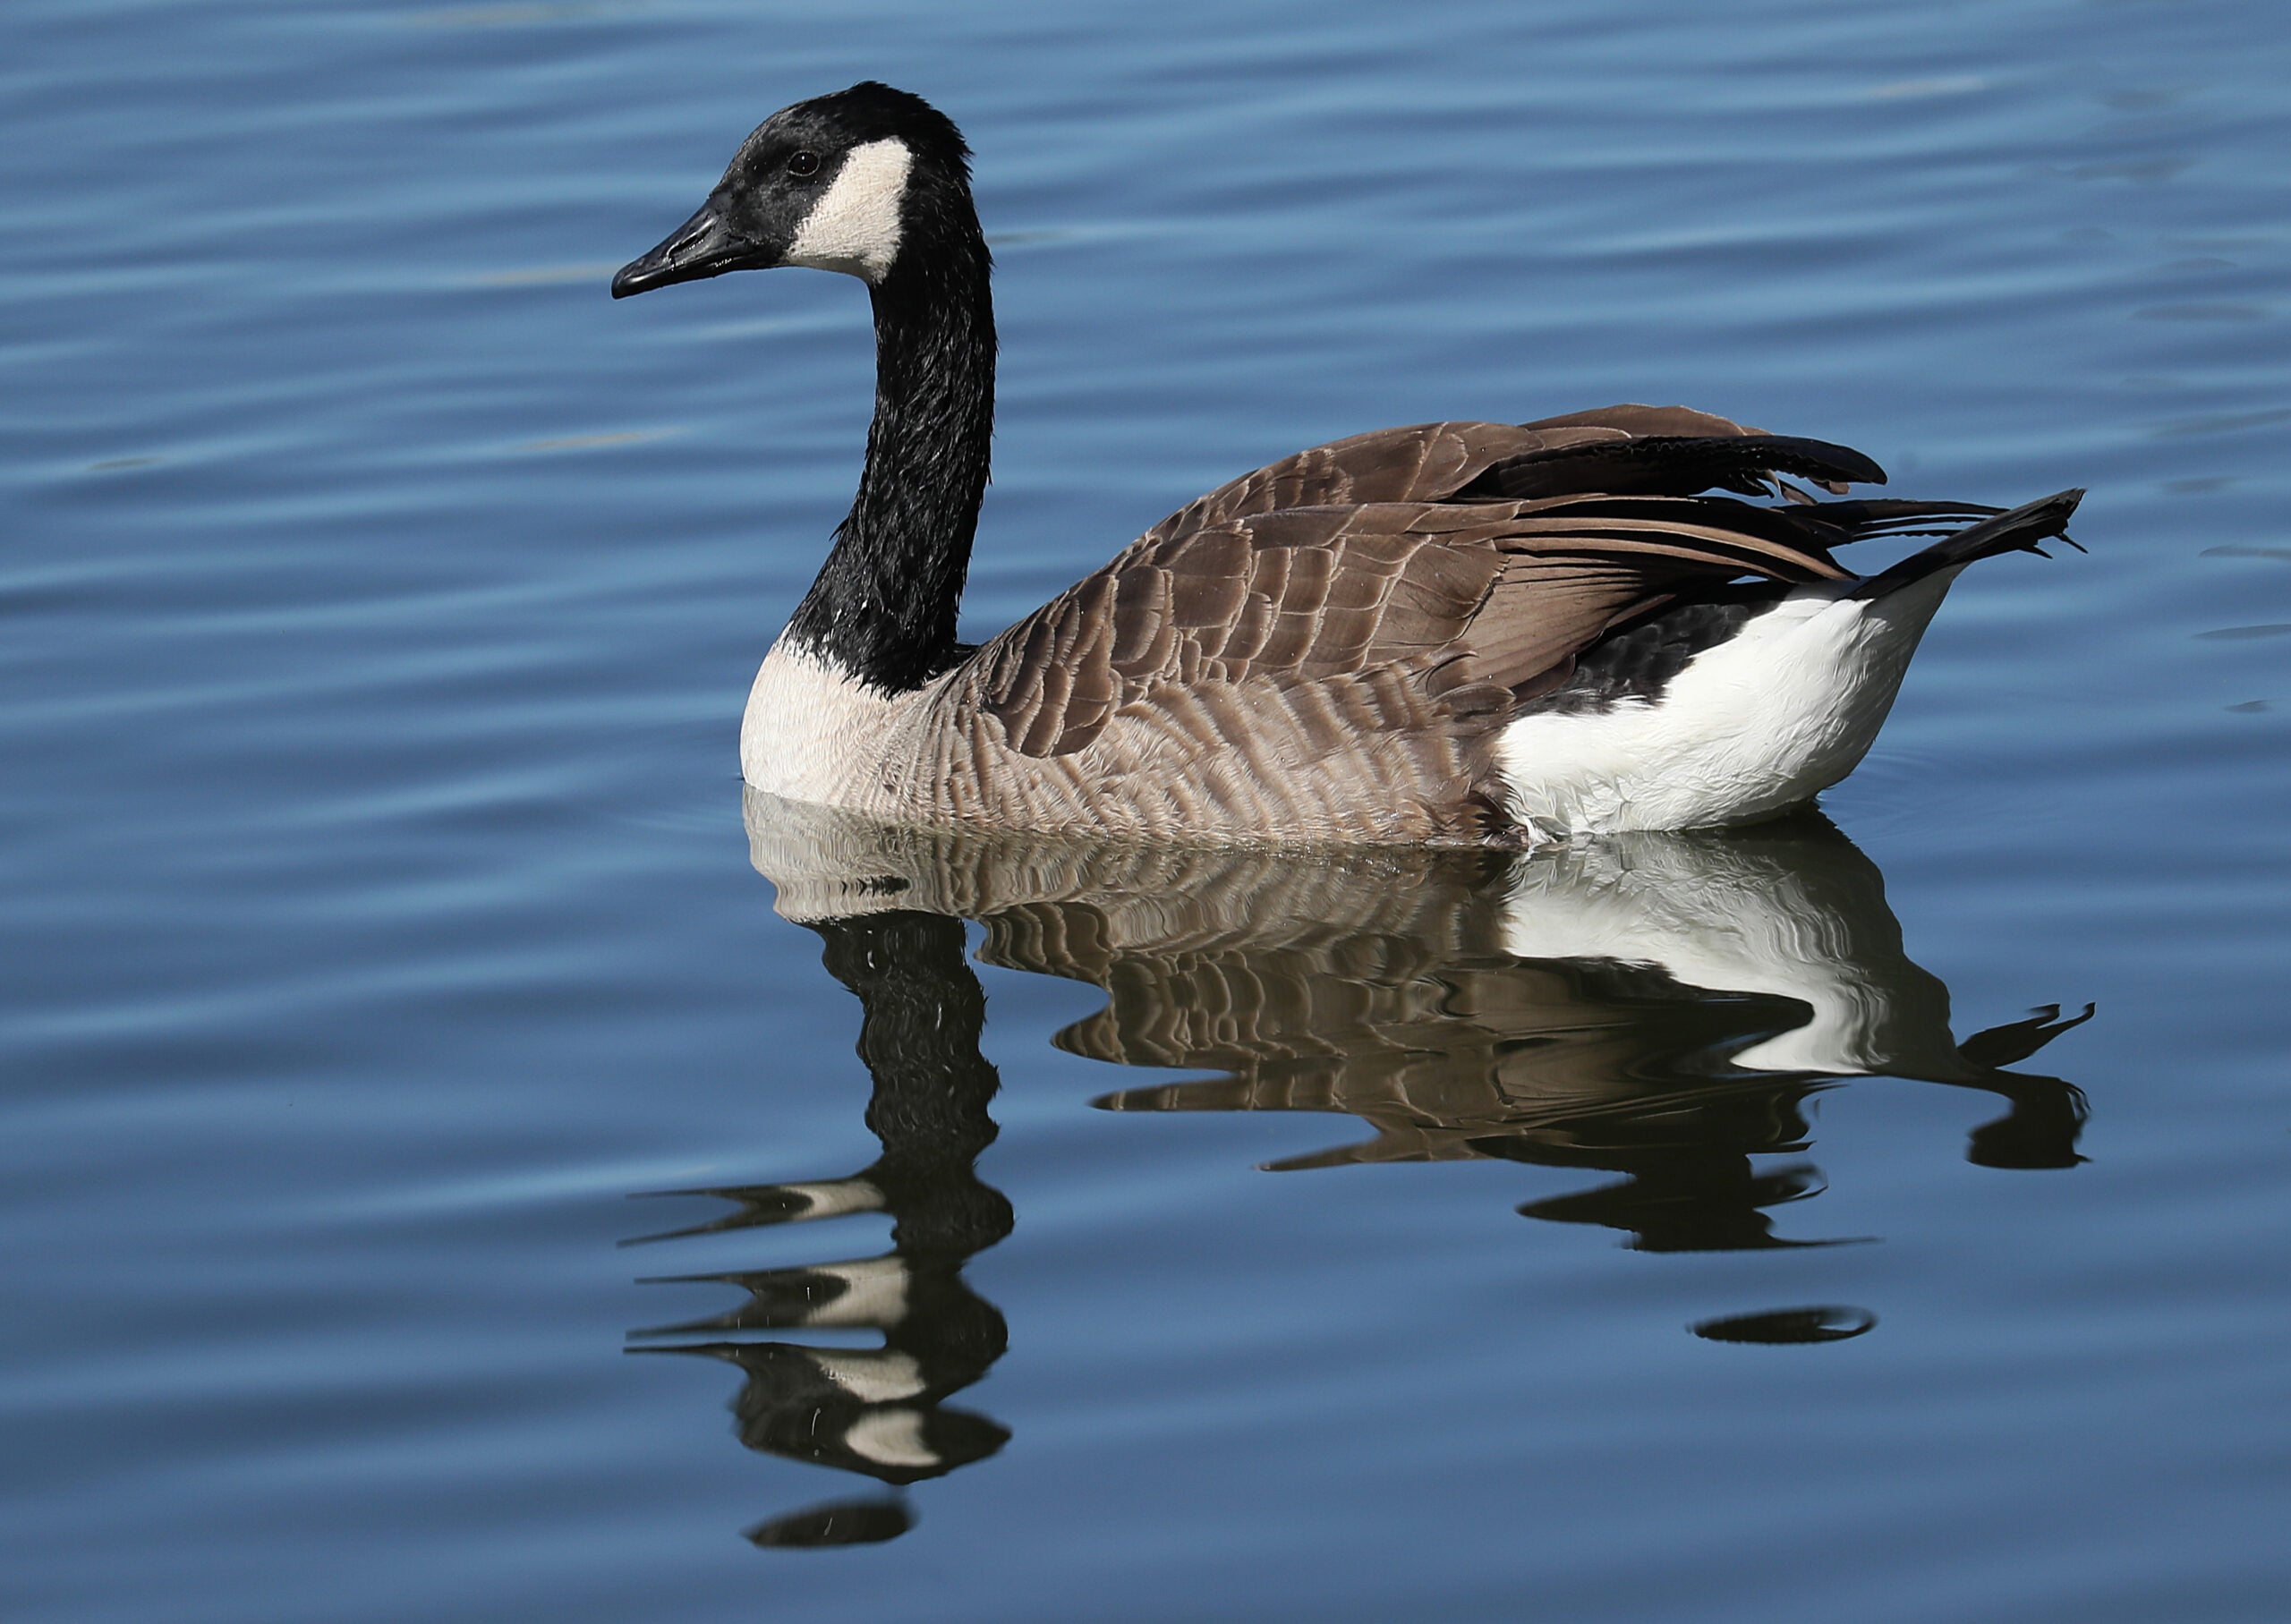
{"left": 628, "top": 907, "right": 1011, "bottom": 1548}
{"left": 649, "top": 794, "right": 2089, "bottom": 1546}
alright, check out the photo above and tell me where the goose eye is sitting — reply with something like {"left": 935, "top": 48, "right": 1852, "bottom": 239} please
{"left": 787, "top": 149, "right": 820, "bottom": 178}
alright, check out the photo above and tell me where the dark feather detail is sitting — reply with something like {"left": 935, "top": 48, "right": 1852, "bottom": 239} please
{"left": 1848, "top": 489, "right": 2084, "bottom": 599}
{"left": 1462, "top": 434, "right": 1887, "bottom": 502}
{"left": 1958, "top": 1002, "right": 2098, "bottom": 1069}
{"left": 1517, "top": 587, "right": 1784, "bottom": 717}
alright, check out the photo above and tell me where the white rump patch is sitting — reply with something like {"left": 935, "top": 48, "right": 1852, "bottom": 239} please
{"left": 1495, "top": 570, "right": 1960, "bottom": 837}
{"left": 1496, "top": 838, "right": 1909, "bottom": 1076}
{"left": 786, "top": 138, "right": 914, "bottom": 282}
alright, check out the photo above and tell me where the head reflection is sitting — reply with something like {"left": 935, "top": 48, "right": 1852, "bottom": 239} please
{"left": 657, "top": 793, "right": 2090, "bottom": 1543}
{"left": 628, "top": 907, "right": 1011, "bottom": 1548}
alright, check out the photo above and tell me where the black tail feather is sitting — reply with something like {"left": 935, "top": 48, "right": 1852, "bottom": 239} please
{"left": 1825, "top": 497, "right": 2006, "bottom": 534}
{"left": 1849, "top": 489, "right": 2084, "bottom": 599}
{"left": 1764, "top": 497, "right": 2010, "bottom": 554}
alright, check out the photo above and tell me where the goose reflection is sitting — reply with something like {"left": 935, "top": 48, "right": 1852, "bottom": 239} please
{"left": 1086, "top": 826, "right": 2092, "bottom": 1248}
{"left": 641, "top": 791, "right": 2089, "bottom": 1545}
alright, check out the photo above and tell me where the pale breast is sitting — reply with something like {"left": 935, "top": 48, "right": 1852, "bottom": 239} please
{"left": 740, "top": 638, "right": 911, "bottom": 809}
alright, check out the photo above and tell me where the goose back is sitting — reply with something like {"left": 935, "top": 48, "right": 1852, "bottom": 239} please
{"left": 773, "top": 407, "right": 1969, "bottom": 844}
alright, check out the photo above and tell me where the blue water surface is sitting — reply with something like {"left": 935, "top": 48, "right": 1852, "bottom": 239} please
{"left": 4, "top": 1, "right": 2288, "bottom": 1620}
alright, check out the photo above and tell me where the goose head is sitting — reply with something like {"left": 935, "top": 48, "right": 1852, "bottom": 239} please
{"left": 611, "top": 81, "right": 976, "bottom": 297}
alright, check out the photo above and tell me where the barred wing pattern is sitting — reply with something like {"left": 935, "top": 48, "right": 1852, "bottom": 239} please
{"left": 876, "top": 408, "right": 1981, "bottom": 842}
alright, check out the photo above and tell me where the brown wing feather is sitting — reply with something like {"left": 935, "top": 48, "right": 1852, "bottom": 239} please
{"left": 964, "top": 489, "right": 1846, "bottom": 763}
{"left": 1140, "top": 405, "right": 1792, "bottom": 550}
{"left": 897, "top": 405, "right": 1904, "bottom": 840}
{"left": 1519, "top": 403, "right": 1766, "bottom": 438}
{"left": 968, "top": 505, "right": 1507, "bottom": 759}
{"left": 1137, "top": 421, "right": 1621, "bottom": 545}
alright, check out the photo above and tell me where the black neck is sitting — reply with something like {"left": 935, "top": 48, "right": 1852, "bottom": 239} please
{"left": 784, "top": 234, "right": 995, "bottom": 693}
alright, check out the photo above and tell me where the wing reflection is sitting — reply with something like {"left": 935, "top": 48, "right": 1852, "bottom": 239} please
{"left": 654, "top": 791, "right": 2089, "bottom": 1545}
{"left": 748, "top": 791, "right": 2090, "bottom": 1251}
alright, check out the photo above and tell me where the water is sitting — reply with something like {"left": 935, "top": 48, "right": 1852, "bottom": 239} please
{"left": 4, "top": 0, "right": 2287, "bottom": 1619}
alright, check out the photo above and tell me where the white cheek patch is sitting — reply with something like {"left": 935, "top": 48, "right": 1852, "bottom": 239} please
{"left": 785, "top": 138, "right": 914, "bottom": 282}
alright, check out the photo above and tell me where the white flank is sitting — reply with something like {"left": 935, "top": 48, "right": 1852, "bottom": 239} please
{"left": 1495, "top": 568, "right": 1961, "bottom": 838}
{"left": 741, "top": 636, "right": 899, "bottom": 803}
{"left": 1498, "top": 837, "right": 1905, "bottom": 1075}
{"left": 785, "top": 138, "right": 914, "bottom": 282}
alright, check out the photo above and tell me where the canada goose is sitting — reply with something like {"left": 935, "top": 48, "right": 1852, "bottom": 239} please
{"left": 614, "top": 82, "right": 2083, "bottom": 845}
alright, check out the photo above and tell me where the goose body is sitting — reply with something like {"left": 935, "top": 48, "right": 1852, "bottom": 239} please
{"left": 614, "top": 82, "right": 2081, "bottom": 846}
